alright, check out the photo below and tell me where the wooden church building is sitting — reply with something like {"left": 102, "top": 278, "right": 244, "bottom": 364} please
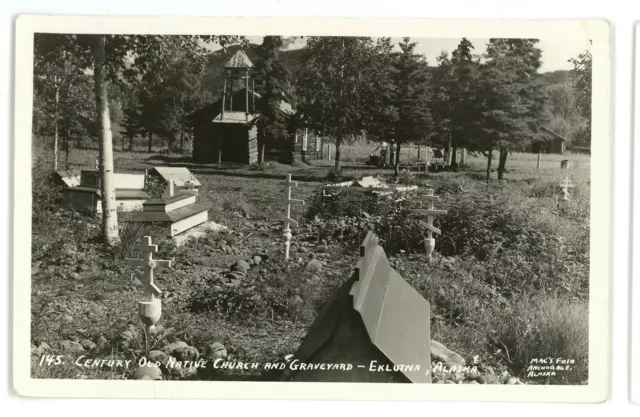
{"left": 193, "top": 50, "right": 298, "bottom": 164}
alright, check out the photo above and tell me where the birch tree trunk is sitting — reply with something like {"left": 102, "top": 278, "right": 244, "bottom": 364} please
{"left": 394, "top": 142, "right": 401, "bottom": 176}
{"left": 91, "top": 35, "right": 119, "bottom": 245}
{"left": 53, "top": 82, "right": 59, "bottom": 171}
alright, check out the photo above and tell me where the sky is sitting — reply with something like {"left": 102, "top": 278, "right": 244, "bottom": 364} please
{"left": 229, "top": 36, "right": 589, "bottom": 73}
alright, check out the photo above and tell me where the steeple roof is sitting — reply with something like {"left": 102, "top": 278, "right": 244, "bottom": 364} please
{"left": 225, "top": 50, "right": 254, "bottom": 69}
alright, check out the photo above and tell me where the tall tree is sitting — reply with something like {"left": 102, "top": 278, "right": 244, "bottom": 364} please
{"left": 367, "top": 38, "right": 399, "bottom": 161}
{"left": 569, "top": 49, "right": 592, "bottom": 146}
{"left": 254, "top": 36, "right": 292, "bottom": 163}
{"left": 33, "top": 34, "right": 87, "bottom": 171}
{"left": 476, "top": 39, "right": 546, "bottom": 181}
{"left": 37, "top": 34, "right": 243, "bottom": 244}
{"left": 390, "top": 38, "right": 433, "bottom": 175}
{"left": 448, "top": 38, "right": 479, "bottom": 166}
{"left": 296, "top": 36, "right": 379, "bottom": 172}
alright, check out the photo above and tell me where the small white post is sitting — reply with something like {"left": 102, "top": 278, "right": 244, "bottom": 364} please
{"left": 536, "top": 153, "right": 541, "bottom": 170}
{"left": 125, "top": 236, "right": 172, "bottom": 336}
{"left": 163, "top": 180, "right": 175, "bottom": 198}
{"left": 274, "top": 174, "right": 304, "bottom": 260}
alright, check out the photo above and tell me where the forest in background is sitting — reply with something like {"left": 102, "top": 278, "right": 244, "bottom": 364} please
{"left": 32, "top": 36, "right": 591, "bottom": 171}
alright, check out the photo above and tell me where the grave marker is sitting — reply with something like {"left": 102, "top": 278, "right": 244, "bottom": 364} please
{"left": 125, "top": 236, "right": 172, "bottom": 335}
{"left": 274, "top": 174, "right": 304, "bottom": 260}
{"left": 283, "top": 231, "right": 432, "bottom": 383}
{"left": 412, "top": 188, "right": 447, "bottom": 263}
{"left": 560, "top": 176, "right": 574, "bottom": 201}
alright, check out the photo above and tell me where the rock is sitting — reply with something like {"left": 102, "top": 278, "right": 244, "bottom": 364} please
{"left": 70, "top": 272, "right": 83, "bottom": 281}
{"left": 80, "top": 339, "right": 97, "bottom": 351}
{"left": 205, "top": 342, "right": 227, "bottom": 360}
{"left": 468, "top": 380, "right": 479, "bottom": 384}
{"left": 92, "top": 336, "right": 106, "bottom": 351}
{"left": 31, "top": 342, "right": 52, "bottom": 356}
{"left": 231, "top": 260, "right": 251, "bottom": 272}
{"left": 63, "top": 244, "right": 77, "bottom": 256}
{"left": 213, "top": 285, "right": 223, "bottom": 292}
{"left": 449, "top": 372, "right": 466, "bottom": 383}
{"left": 475, "top": 374, "right": 499, "bottom": 384}
{"left": 163, "top": 341, "right": 189, "bottom": 355}
{"left": 229, "top": 279, "right": 241, "bottom": 287}
{"left": 121, "top": 330, "right": 136, "bottom": 341}
{"left": 289, "top": 295, "right": 303, "bottom": 308}
{"left": 169, "top": 366, "right": 198, "bottom": 379}
{"left": 173, "top": 346, "right": 199, "bottom": 362}
{"left": 147, "top": 350, "right": 173, "bottom": 367}
{"left": 431, "top": 340, "right": 465, "bottom": 367}
{"left": 247, "top": 259, "right": 255, "bottom": 266}
{"left": 62, "top": 315, "right": 74, "bottom": 323}
{"left": 252, "top": 256, "right": 262, "bottom": 265}
{"left": 226, "top": 272, "right": 245, "bottom": 281}
{"left": 305, "top": 259, "right": 323, "bottom": 274}
{"left": 134, "top": 364, "right": 162, "bottom": 380}
{"left": 506, "top": 377, "right": 522, "bottom": 385}
{"left": 58, "top": 340, "right": 84, "bottom": 354}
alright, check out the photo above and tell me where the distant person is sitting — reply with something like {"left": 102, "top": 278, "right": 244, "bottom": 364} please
{"left": 380, "top": 141, "right": 389, "bottom": 167}
{"left": 389, "top": 141, "right": 396, "bottom": 168}
{"left": 372, "top": 141, "right": 389, "bottom": 167}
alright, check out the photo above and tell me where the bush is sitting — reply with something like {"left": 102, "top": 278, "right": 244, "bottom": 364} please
{"left": 488, "top": 296, "right": 588, "bottom": 385}
{"left": 248, "top": 162, "right": 273, "bottom": 172}
{"left": 188, "top": 261, "right": 325, "bottom": 323}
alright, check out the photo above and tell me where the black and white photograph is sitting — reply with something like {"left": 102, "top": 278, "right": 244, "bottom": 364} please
{"left": 12, "top": 16, "right": 611, "bottom": 401}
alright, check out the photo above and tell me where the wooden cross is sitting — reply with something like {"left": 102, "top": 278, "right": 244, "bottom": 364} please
{"left": 125, "top": 236, "right": 172, "bottom": 334}
{"left": 275, "top": 174, "right": 304, "bottom": 260}
{"left": 412, "top": 188, "right": 447, "bottom": 263}
{"left": 560, "top": 176, "right": 574, "bottom": 201}
{"left": 125, "top": 236, "right": 172, "bottom": 301}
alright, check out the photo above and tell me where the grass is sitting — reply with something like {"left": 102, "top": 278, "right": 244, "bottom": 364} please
{"left": 490, "top": 296, "right": 589, "bottom": 385}
{"left": 30, "top": 140, "right": 591, "bottom": 384}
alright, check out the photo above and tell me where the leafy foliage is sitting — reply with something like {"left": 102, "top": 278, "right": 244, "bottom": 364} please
{"left": 569, "top": 50, "right": 592, "bottom": 145}
{"left": 296, "top": 37, "right": 380, "bottom": 171}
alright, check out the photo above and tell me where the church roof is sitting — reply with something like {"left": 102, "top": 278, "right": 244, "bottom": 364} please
{"left": 225, "top": 50, "right": 254, "bottom": 69}
{"left": 541, "top": 126, "right": 567, "bottom": 142}
{"left": 212, "top": 111, "right": 257, "bottom": 124}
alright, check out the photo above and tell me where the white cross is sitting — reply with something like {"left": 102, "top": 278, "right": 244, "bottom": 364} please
{"left": 560, "top": 176, "right": 574, "bottom": 201}
{"left": 125, "top": 236, "right": 172, "bottom": 301}
{"left": 274, "top": 174, "right": 304, "bottom": 260}
{"left": 412, "top": 188, "right": 447, "bottom": 262}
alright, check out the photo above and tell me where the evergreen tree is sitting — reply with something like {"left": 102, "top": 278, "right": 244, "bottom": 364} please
{"left": 475, "top": 39, "right": 547, "bottom": 181}
{"left": 254, "top": 36, "right": 292, "bottom": 163}
{"left": 390, "top": 38, "right": 433, "bottom": 175}
{"left": 569, "top": 49, "right": 592, "bottom": 146}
